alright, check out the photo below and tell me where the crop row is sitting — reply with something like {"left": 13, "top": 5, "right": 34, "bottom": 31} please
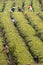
{"left": 0, "top": 2, "right": 4, "bottom": 12}
{"left": 12, "top": 12, "right": 43, "bottom": 63}
{"left": 32, "top": 0, "right": 41, "bottom": 12}
{"left": 0, "top": 12, "right": 34, "bottom": 65}
{"left": 0, "top": 0, "right": 13, "bottom": 12}
{"left": 0, "top": 20, "right": 8, "bottom": 65}
{"left": 0, "top": 0, "right": 43, "bottom": 13}
{"left": 38, "top": 12, "right": 43, "bottom": 20}
{"left": 0, "top": 36, "right": 8, "bottom": 65}
{"left": 25, "top": 12, "right": 43, "bottom": 41}
{"left": 4, "top": 1, "right": 13, "bottom": 12}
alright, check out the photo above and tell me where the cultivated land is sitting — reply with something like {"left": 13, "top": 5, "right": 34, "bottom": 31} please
{"left": 0, "top": 0, "right": 43, "bottom": 65}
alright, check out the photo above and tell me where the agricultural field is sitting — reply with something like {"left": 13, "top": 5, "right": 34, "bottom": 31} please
{"left": 0, "top": 0, "right": 43, "bottom": 65}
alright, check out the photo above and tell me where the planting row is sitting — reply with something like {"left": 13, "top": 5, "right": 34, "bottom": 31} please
{"left": 12, "top": 12, "right": 43, "bottom": 63}
{"left": 0, "top": 22, "right": 8, "bottom": 65}
{"left": 38, "top": 12, "right": 43, "bottom": 20}
{"left": 0, "top": 2, "right": 4, "bottom": 12}
{"left": 4, "top": 1, "right": 13, "bottom": 12}
{"left": 0, "top": 0, "right": 43, "bottom": 13}
{"left": 0, "top": 12, "right": 34, "bottom": 65}
{"left": 25, "top": 12, "right": 43, "bottom": 41}
{"left": 32, "top": 0, "right": 41, "bottom": 12}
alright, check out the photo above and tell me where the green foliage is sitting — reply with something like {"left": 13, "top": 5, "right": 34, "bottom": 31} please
{"left": 0, "top": 0, "right": 43, "bottom": 12}
{"left": 38, "top": 12, "right": 43, "bottom": 20}
{"left": 12, "top": 12, "right": 43, "bottom": 63}
{"left": 0, "top": 12, "right": 34, "bottom": 65}
{"left": 0, "top": 31, "right": 8, "bottom": 65}
{"left": 24, "top": 0, "right": 31, "bottom": 12}
{"left": 4, "top": 1, "right": 13, "bottom": 12}
{"left": 0, "top": 2, "right": 4, "bottom": 12}
{"left": 25, "top": 12, "right": 43, "bottom": 41}
{"left": 32, "top": 0, "right": 41, "bottom": 12}
{"left": 0, "top": 0, "right": 43, "bottom": 64}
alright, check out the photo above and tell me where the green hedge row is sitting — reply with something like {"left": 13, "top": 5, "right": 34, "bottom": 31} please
{"left": 38, "top": 12, "right": 43, "bottom": 20}
{"left": 32, "top": 0, "right": 41, "bottom": 12}
{"left": 0, "top": 36, "right": 8, "bottom": 65}
{"left": 12, "top": 12, "right": 43, "bottom": 63}
{"left": 0, "top": 24, "right": 8, "bottom": 65}
{"left": 1, "top": 12, "right": 34, "bottom": 65}
{"left": 16, "top": 0, "right": 22, "bottom": 7}
{"left": 24, "top": 0, "right": 31, "bottom": 12}
{"left": 42, "top": 0, "right": 43, "bottom": 3}
{"left": 0, "top": 2, "right": 4, "bottom": 12}
{"left": 25, "top": 12, "right": 43, "bottom": 41}
{"left": 4, "top": 1, "right": 13, "bottom": 12}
